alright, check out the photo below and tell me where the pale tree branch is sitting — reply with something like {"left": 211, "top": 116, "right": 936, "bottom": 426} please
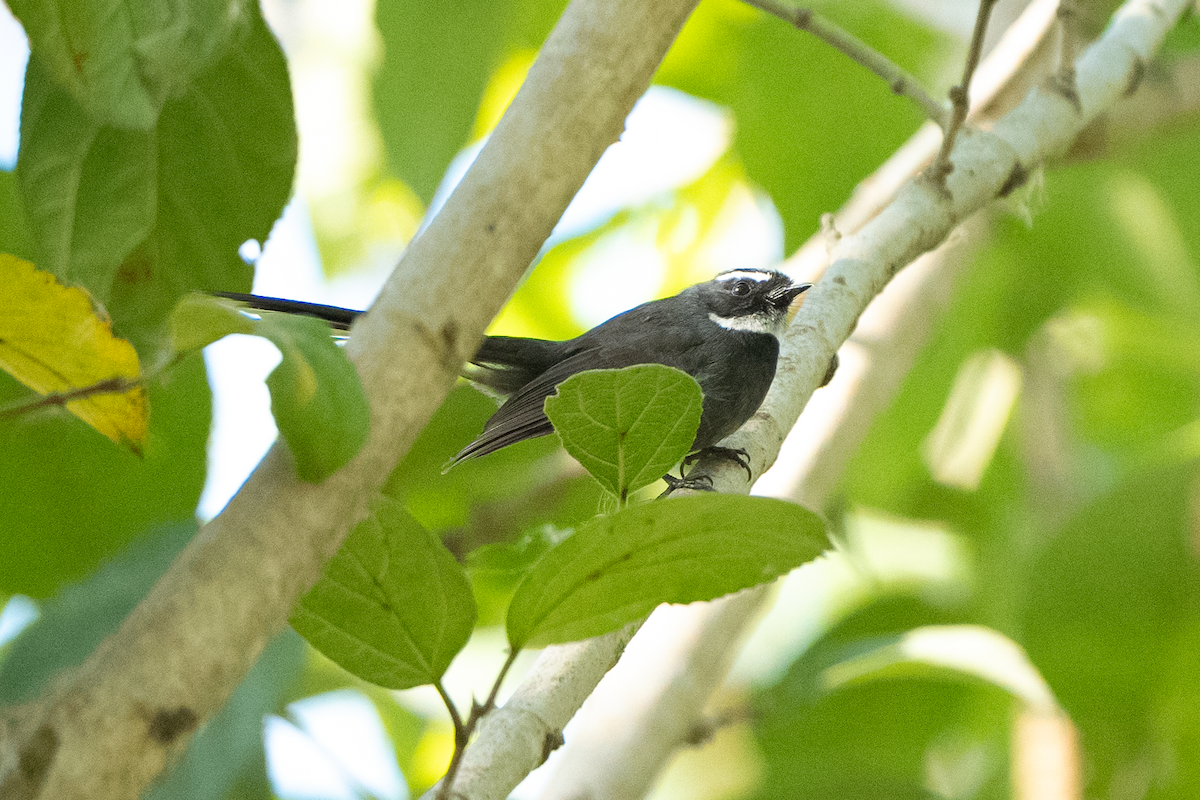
{"left": 0, "top": 0, "right": 700, "bottom": 797}
{"left": 533, "top": 0, "right": 1194, "bottom": 796}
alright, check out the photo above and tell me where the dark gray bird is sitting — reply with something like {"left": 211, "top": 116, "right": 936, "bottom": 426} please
{"left": 216, "top": 268, "right": 812, "bottom": 483}
{"left": 451, "top": 269, "right": 808, "bottom": 473}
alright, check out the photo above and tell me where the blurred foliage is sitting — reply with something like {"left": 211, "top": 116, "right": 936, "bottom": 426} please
{"left": 826, "top": 102, "right": 1200, "bottom": 800}
{"left": 659, "top": 0, "right": 949, "bottom": 251}
{"left": 0, "top": 355, "right": 210, "bottom": 596}
{"left": 2, "top": 0, "right": 1200, "bottom": 798}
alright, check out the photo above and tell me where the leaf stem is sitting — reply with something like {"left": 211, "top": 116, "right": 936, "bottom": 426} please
{"left": 480, "top": 647, "right": 520, "bottom": 717}
{"left": 0, "top": 376, "right": 143, "bottom": 421}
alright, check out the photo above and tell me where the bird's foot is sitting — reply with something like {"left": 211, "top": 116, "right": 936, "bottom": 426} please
{"left": 659, "top": 472, "right": 715, "bottom": 497}
{"left": 683, "top": 446, "right": 753, "bottom": 482}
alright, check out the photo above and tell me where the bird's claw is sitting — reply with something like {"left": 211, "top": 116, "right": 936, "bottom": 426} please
{"left": 662, "top": 447, "right": 753, "bottom": 495}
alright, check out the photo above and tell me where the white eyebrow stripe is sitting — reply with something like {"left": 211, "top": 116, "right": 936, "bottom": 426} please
{"left": 715, "top": 270, "right": 773, "bottom": 282}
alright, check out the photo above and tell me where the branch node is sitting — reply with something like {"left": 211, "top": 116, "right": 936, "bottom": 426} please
{"left": 542, "top": 730, "right": 566, "bottom": 762}
{"left": 998, "top": 161, "right": 1030, "bottom": 197}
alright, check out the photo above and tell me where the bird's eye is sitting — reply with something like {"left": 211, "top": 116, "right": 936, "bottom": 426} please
{"left": 731, "top": 281, "right": 750, "bottom": 296}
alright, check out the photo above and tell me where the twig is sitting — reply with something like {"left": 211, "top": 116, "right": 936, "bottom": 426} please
{"left": 434, "top": 681, "right": 468, "bottom": 800}
{"left": 477, "top": 647, "right": 521, "bottom": 719}
{"left": 929, "top": 0, "right": 1000, "bottom": 186}
{"left": 741, "top": 0, "right": 950, "bottom": 128}
{"left": 435, "top": 647, "right": 521, "bottom": 800}
{"left": 0, "top": 376, "right": 142, "bottom": 421}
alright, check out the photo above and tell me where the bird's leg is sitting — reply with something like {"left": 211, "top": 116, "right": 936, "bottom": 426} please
{"left": 683, "top": 446, "right": 753, "bottom": 482}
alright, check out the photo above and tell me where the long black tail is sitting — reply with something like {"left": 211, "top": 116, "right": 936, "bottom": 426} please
{"left": 212, "top": 292, "right": 361, "bottom": 331}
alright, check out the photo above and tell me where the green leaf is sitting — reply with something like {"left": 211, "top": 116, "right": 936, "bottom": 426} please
{"left": 167, "top": 293, "right": 256, "bottom": 357}
{"left": 506, "top": 493, "right": 829, "bottom": 649}
{"left": 255, "top": 314, "right": 369, "bottom": 484}
{"left": 15, "top": 5, "right": 295, "bottom": 354}
{"left": 8, "top": 0, "right": 244, "bottom": 128}
{"left": 0, "top": 169, "right": 37, "bottom": 261}
{"left": 291, "top": 496, "right": 477, "bottom": 689}
{"left": 544, "top": 364, "right": 703, "bottom": 502}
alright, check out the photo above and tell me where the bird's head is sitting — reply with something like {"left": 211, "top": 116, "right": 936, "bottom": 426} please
{"left": 697, "top": 269, "right": 811, "bottom": 338}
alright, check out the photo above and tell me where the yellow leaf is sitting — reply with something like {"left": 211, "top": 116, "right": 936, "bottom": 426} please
{"left": 0, "top": 254, "right": 148, "bottom": 452}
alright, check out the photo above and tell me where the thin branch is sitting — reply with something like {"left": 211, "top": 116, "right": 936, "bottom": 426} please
{"left": 477, "top": 647, "right": 520, "bottom": 719}
{"left": 433, "top": 681, "right": 467, "bottom": 800}
{"left": 929, "top": 0, "right": 1000, "bottom": 185}
{"left": 741, "top": 0, "right": 950, "bottom": 127}
{"left": 0, "top": 376, "right": 142, "bottom": 421}
{"left": 435, "top": 646, "right": 521, "bottom": 799}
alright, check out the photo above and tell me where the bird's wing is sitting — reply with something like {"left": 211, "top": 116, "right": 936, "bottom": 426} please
{"left": 469, "top": 336, "right": 566, "bottom": 393}
{"left": 449, "top": 347, "right": 636, "bottom": 465}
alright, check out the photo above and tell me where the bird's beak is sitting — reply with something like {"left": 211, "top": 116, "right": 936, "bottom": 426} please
{"left": 770, "top": 282, "right": 812, "bottom": 309}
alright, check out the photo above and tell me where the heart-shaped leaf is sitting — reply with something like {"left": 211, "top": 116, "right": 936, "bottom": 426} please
{"left": 544, "top": 364, "right": 702, "bottom": 502}
{"left": 291, "top": 496, "right": 477, "bottom": 689}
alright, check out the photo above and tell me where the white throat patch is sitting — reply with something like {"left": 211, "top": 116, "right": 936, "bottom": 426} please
{"left": 708, "top": 311, "right": 785, "bottom": 337}
{"left": 715, "top": 270, "right": 773, "bottom": 283}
